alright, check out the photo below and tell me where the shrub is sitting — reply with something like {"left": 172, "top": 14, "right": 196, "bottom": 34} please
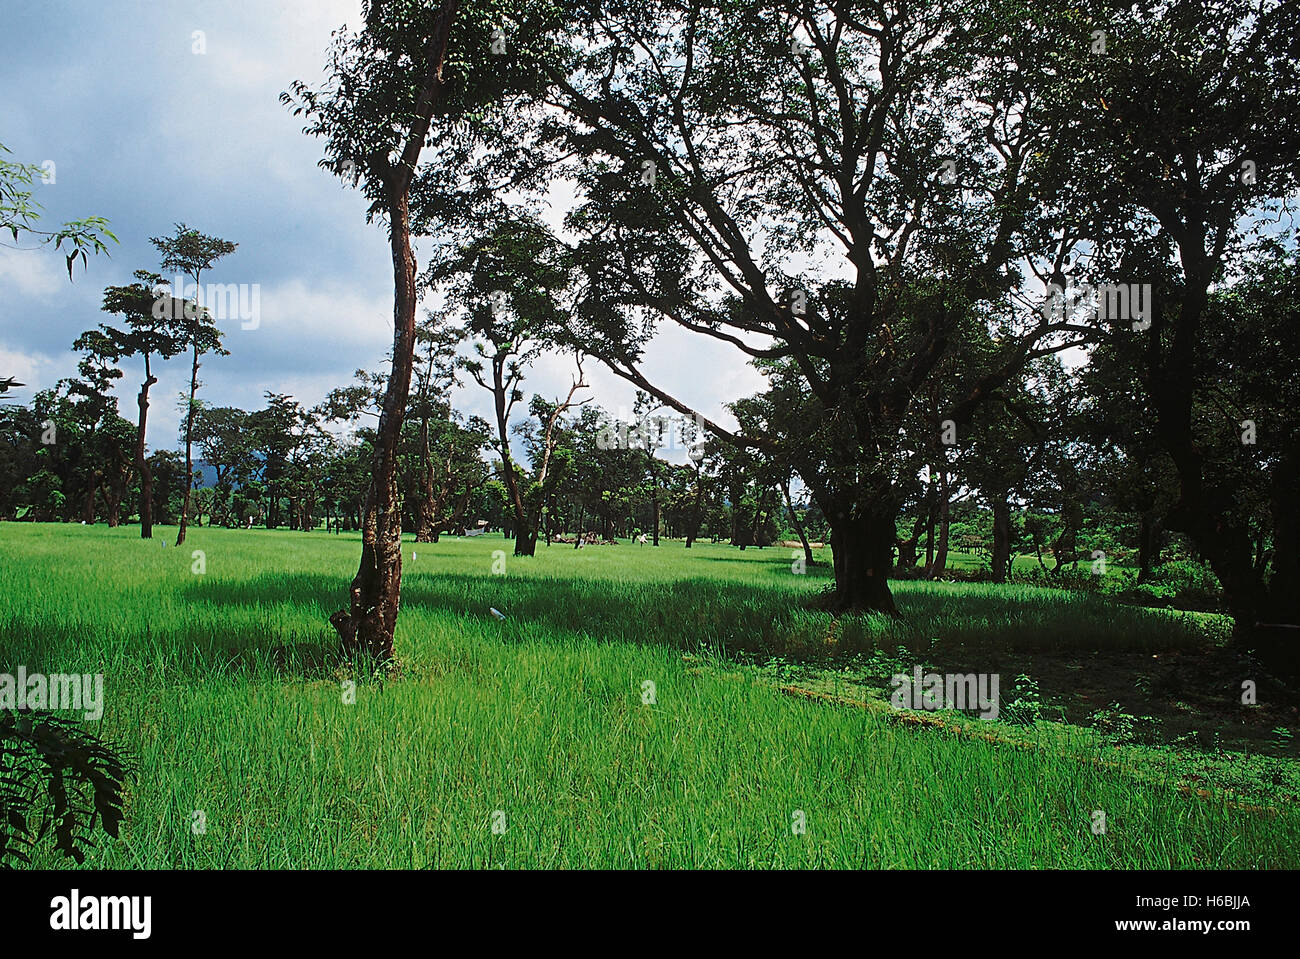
{"left": 0, "top": 710, "right": 135, "bottom": 867}
{"left": 1121, "top": 560, "right": 1223, "bottom": 612}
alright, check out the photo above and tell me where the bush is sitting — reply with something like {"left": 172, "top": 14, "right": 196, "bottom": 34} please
{"left": 0, "top": 710, "right": 134, "bottom": 867}
{"left": 1009, "top": 565, "right": 1104, "bottom": 592}
{"left": 1121, "top": 560, "right": 1223, "bottom": 612}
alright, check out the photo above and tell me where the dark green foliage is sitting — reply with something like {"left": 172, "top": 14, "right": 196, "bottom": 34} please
{"left": 0, "top": 710, "right": 134, "bottom": 867}
{"left": 1122, "top": 561, "right": 1224, "bottom": 613}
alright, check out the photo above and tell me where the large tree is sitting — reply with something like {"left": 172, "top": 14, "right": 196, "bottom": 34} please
{"left": 527, "top": 0, "right": 1092, "bottom": 612}
{"left": 1050, "top": 0, "right": 1300, "bottom": 659}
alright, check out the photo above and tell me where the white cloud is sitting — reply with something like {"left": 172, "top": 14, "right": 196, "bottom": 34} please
{"left": 0, "top": 345, "right": 58, "bottom": 392}
{"left": 0, "top": 248, "right": 65, "bottom": 299}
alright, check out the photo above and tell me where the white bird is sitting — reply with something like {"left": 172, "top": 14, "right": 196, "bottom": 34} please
{"left": 489, "top": 608, "right": 507, "bottom": 621}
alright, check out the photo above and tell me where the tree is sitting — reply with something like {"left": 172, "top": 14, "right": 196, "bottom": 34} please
{"left": 150, "top": 224, "right": 237, "bottom": 546}
{"left": 193, "top": 405, "right": 256, "bottom": 527}
{"left": 285, "top": 0, "right": 563, "bottom": 660}
{"left": 957, "top": 359, "right": 1063, "bottom": 582}
{"left": 1053, "top": 0, "right": 1300, "bottom": 658}
{"left": 56, "top": 331, "right": 128, "bottom": 523}
{"left": 442, "top": 216, "right": 579, "bottom": 556}
{"left": 629, "top": 393, "right": 668, "bottom": 546}
{"left": 0, "top": 406, "right": 43, "bottom": 519}
{"left": 416, "top": 408, "right": 492, "bottom": 541}
{"left": 80, "top": 272, "right": 188, "bottom": 538}
{"left": 532, "top": 0, "right": 1091, "bottom": 612}
{"left": 408, "top": 316, "right": 486, "bottom": 542}
{"left": 516, "top": 365, "right": 589, "bottom": 553}
{"left": 247, "top": 392, "right": 318, "bottom": 530}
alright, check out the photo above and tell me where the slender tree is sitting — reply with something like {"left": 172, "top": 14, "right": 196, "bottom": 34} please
{"left": 150, "top": 224, "right": 236, "bottom": 546}
{"left": 285, "top": 0, "right": 563, "bottom": 659}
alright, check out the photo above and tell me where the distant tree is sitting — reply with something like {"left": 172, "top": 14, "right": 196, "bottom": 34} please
{"left": 247, "top": 392, "right": 319, "bottom": 530}
{"left": 443, "top": 217, "right": 578, "bottom": 556}
{"left": 192, "top": 405, "right": 256, "bottom": 527}
{"left": 56, "top": 331, "right": 128, "bottom": 523}
{"left": 79, "top": 272, "right": 188, "bottom": 538}
{"left": 0, "top": 406, "right": 43, "bottom": 519}
{"left": 416, "top": 409, "right": 492, "bottom": 542}
{"left": 629, "top": 393, "right": 668, "bottom": 546}
{"left": 150, "top": 224, "right": 237, "bottom": 546}
{"left": 513, "top": 365, "right": 589, "bottom": 552}
{"left": 147, "top": 448, "right": 185, "bottom": 527}
{"left": 408, "top": 316, "right": 486, "bottom": 542}
{"left": 683, "top": 434, "right": 719, "bottom": 550}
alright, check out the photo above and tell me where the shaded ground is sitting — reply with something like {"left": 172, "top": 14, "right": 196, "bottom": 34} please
{"left": 759, "top": 635, "right": 1300, "bottom": 810}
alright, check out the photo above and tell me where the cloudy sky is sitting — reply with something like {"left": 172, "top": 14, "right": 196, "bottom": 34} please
{"left": 0, "top": 0, "right": 764, "bottom": 459}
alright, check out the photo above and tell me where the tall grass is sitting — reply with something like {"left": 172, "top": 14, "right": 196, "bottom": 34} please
{"left": 0, "top": 524, "right": 1289, "bottom": 868}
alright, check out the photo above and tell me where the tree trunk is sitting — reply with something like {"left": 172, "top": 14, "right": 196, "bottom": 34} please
{"left": 685, "top": 473, "right": 704, "bottom": 548}
{"left": 931, "top": 505, "right": 950, "bottom": 577}
{"left": 644, "top": 446, "right": 662, "bottom": 546}
{"left": 827, "top": 507, "right": 899, "bottom": 615}
{"left": 923, "top": 496, "right": 936, "bottom": 570}
{"left": 331, "top": 192, "right": 421, "bottom": 662}
{"left": 415, "top": 413, "right": 437, "bottom": 542}
{"left": 897, "top": 511, "right": 925, "bottom": 569}
{"left": 176, "top": 340, "right": 200, "bottom": 547}
{"left": 782, "top": 480, "right": 814, "bottom": 566}
{"left": 991, "top": 494, "right": 1011, "bottom": 583}
{"left": 514, "top": 524, "right": 537, "bottom": 557}
{"left": 106, "top": 462, "right": 126, "bottom": 527}
{"left": 927, "top": 471, "right": 950, "bottom": 578}
{"left": 1137, "top": 510, "right": 1162, "bottom": 583}
{"left": 925, "top": 467, "right": 956, "bottom": 574}
{"left": 81, "top": 479, "right": 97, "bottom": 525}
{"left": 136, "top": 371, "right": 157, "bottom": 539}
{"left": 491, "top": 362, "right": 533, "bottom": 554}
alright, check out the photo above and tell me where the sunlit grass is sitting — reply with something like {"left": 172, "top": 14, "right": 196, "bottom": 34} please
{"left": 0, "top": 523, "right": 1290, "bottom": 868}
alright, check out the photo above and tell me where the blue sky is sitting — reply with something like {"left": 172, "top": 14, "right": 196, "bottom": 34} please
{"left": 0, "top": 0, "right": 762, "bottom": 458}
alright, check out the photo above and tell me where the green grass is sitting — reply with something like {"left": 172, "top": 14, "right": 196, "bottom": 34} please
{"left": 1, "top": 523, "right": 1295, "bottom": 868}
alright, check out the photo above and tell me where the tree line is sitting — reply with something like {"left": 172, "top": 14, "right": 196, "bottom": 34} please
{"left": 2, "top": 0, "right": 1296, "bottom": 670}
